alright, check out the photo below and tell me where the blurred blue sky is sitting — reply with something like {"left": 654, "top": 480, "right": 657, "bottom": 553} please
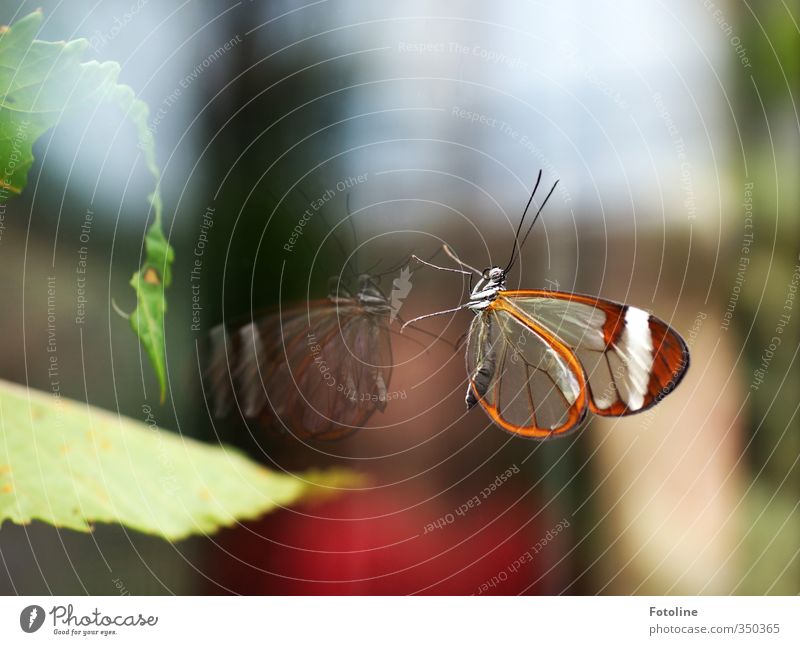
{"left": 8, "top": 0, "right": 735, "bottom": 235}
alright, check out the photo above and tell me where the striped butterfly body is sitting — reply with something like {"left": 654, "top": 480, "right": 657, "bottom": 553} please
{"left": 208, "top": 274, "right": 393, "bottom": 441}
{"left": 406, "top": 172, "right": 689, "bottom": 439}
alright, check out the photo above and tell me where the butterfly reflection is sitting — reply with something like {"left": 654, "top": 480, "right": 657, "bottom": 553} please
{"left": 208, "top": 273, "right": 393, "bottom": 441}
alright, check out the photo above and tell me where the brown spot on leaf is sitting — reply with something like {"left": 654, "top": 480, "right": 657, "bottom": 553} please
{"left": 1, "top": 484, "right": 13, "bottom": 493}
{"left": 0, "top": 178, "right": 20, "bottom": 194}
{"left": 199, "top": 488, "right": 211, "bottom": 501}
{"left": 143, "top": 268, "right": 160, "bottom": 285}
{"left": 0, "top": 465, "right": 10, "bottom": 475}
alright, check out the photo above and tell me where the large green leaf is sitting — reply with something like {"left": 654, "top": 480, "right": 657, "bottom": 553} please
{"left": 0, "top": 11, "right": 173, "bottom": 400}
{"left": 0, "top": 379, "right": 360, "bottom": 540}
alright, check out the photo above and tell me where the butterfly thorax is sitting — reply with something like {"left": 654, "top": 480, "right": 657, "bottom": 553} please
{"left": 358, "top": 288, "right": 391, "bottom": 315}
{"left": 356, "top": 274, "right": 392, "bottom": 316}
{"left": 468, "top": 267, "right": 506, "bottom": 311}
{"left": 327, "top": 274, "right": 390, "bottom": 316}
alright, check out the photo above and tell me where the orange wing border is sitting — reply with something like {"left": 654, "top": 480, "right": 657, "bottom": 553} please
{"left": 467, "top": 298, "right": 589, "bottom": 439}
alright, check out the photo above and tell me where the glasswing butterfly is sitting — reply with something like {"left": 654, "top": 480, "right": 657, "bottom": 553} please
{"left": 206, "top": 194, "right": 398, "bottom": 442}
{"left": 404, "top": 171, "right": 690, "bottom": 439}
{"left": 207, "top": 272, "right": 393, "bottom": 441}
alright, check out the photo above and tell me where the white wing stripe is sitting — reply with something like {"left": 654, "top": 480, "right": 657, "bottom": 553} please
{"left": 614, "top": 307, "right": 654, "bottom": 410}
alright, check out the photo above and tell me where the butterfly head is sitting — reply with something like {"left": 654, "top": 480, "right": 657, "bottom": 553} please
{"left": 485, "top": 267, "right": 505, "bottom": 285}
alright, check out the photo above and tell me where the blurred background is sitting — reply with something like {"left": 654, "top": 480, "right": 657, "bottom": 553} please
{"left": 0, "top": 0, "right": 797, "bottom": 594}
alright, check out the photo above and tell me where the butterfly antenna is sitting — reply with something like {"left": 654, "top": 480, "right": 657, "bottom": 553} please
{"left": 345, "top": 192, "right": 361, "bottom": 275}
{"left": 361, "top": 256, "right": 384, "bottom": 276}
{"left": 296, "top": 186, "right": 358, "bottom": 281}
{"left": 504, "top": 170, "right": 542, "bottom": 273}
{"left": 267, "top": 185, "right": 328, "bottom": 264}
{"left": 508, "top": 178, "right": 559, "bottom": 272}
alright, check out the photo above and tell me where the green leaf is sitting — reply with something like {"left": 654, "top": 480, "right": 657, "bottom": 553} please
{"left": 118, "top": 83, "right": 173, "bottom": 402}
{"left": 0, "top": 379, "right": 361, "bottom": 540}
{"left": 129, "top": 221, "right": 173, "bottom": 403}
{"left": 0, "top": 10, "right": 120, "bottom": 194}
{"left": 0, "top": 11, "right": 173, "bottom": 400}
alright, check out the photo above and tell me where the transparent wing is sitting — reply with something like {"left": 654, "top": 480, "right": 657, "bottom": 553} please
{"left": 500, "top": 291, "right": 689, "bottom": 416}
{"left": 207, "top": 301, "right": 392, "bottom": 441}
{"left": 465, "top": 307, "right": 588, "bottom": 439}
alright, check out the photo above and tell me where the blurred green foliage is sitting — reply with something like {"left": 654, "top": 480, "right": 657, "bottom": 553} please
{"left": 732, "top": 0, "right": 799, "bottom": 594}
